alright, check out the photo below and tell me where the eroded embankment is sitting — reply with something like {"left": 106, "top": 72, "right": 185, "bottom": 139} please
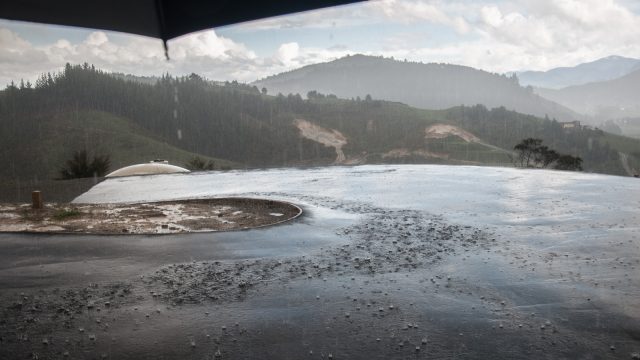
{"left": 293, "top": 119, "right": 348, "bottom": 163}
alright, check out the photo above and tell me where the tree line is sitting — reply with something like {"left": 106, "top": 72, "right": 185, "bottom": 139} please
{"left": 0, "top": 63, "right": 632, "bottom": 181}
{"left": 512, "top": 138, "right": 582, "bottom": 171}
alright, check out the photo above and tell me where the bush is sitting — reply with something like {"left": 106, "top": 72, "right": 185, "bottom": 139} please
{"left": 186, "top": 156, "right": 215, "bottom": 171}
{"left": 554, "top": 155, "right": 583, "bottom": 171}
{"left": 59, "top": 150, "right": 111, "bottom": 179}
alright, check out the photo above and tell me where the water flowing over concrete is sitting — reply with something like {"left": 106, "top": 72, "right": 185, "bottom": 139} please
{"left": 1, "top": 165, "right": 639, "bottom": 359}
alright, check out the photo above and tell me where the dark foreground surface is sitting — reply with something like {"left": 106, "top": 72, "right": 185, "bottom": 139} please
{"left": 0, "top": 165, "right": 639, "bottom": 359}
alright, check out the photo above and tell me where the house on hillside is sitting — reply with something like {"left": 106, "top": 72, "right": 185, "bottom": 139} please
{"left": 560, "top": 121, "right": 581, "bottom": 130}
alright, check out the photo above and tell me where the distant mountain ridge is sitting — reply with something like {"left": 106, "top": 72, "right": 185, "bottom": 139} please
{"left": 535, "top": 68, "right": 640, "bottom": 120}
{"left": 517, "top": 55, "right": 640, "bottom": 89}
{"left": 254, "top": 54, "right": 579, "bottom": 122}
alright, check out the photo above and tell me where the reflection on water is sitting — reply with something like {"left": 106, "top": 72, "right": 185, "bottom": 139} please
{"left": 76, "top": 164, "right": 640, "bottom": 231}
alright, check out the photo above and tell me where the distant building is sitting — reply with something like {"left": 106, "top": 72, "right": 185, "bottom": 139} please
{"left": 560, "top": 121, "right": 581, "bottom": 130}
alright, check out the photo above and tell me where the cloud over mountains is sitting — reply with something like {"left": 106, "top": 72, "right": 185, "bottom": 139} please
{"left": 1, "top": 0, "right": 639, "bottom": 86}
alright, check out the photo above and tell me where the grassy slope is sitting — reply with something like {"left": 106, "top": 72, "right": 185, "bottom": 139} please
{"left": 599, "top": 132, "right": 640, "bottom": 173}
{"left": 600, "top": 132, "right": 640, "bottom": 155}
{"left": 619, "top": 124, "right": 640, "bottom": 139}
{"left": 298, "top": 99, "right": 512, "bottom": 165}
{"left": 0, "top": 110, "right": 237, "bottom": 181}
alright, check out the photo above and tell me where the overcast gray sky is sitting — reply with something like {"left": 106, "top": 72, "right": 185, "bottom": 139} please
{"left": 1, "top": 0, "right": 640, "bottom": 86}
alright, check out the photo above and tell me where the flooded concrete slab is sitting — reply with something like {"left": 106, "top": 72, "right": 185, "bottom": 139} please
{"left": 1, "top": 165, "right": 639, "bottom": 359}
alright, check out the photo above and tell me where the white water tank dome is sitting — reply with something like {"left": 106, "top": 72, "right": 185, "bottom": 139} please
{"left": 106, "top": 161, "right": 190, "bottom": 178}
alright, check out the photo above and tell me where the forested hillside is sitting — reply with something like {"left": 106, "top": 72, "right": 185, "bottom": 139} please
{"left": 0, "top": 63, "right": 637, "bottom": 183}
{"left": 254, "top": 54, "right": 580, "bottom": 122}
{"left": 442, "top": 106, "right": 628, "bottom": 175}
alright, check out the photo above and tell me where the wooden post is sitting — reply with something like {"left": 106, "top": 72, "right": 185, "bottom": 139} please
{"left": 32, "top": 191, "right": 43, "bottom": 209}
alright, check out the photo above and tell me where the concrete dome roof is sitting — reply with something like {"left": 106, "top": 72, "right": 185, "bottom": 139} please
{"left": 106, "top": 163, "right": 190, "bottom": 178}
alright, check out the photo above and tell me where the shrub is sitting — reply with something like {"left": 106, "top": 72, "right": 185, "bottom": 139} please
{"left": 59, "top": 150, "right": 111, "bottom": 179}
{"left": 186, "top": 156, "right": 215, "bottom": 171}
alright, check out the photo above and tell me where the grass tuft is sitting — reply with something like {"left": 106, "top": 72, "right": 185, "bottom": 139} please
{"left": 53, "top": 208, "right": 82, "bottom": 220}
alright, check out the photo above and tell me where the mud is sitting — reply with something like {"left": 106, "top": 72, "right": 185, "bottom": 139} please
{"left": 294, "top": 119, "right": 348, "bottom": 163}
{"left": 424, "top": 123, "right": 481, "bottom": 142}
{"left": 0, "top": 198, "right": 301, "bottom": 234}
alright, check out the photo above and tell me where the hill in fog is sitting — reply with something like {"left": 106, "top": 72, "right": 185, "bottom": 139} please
{"left": 1, "top": 63, "right": 637, "bottom": 185}
{"left": 536, "top": 68, "right": 640, "bottom": 120}
{"left": 253, "top": 54, "right": 579, "bottom": 122}
{"left": 517, "top": 55, "right": 640, "bottom": 89}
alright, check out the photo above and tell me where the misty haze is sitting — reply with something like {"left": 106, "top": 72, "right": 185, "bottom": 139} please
{"left": 1, "top": 1, "right": 639, "bottom": 359}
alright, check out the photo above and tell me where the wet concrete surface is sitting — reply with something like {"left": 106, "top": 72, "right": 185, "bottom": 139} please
{"left": 1, "top": 165, "right": 639, "bottom": 359}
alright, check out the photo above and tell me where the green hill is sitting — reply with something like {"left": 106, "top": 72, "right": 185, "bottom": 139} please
{"left": 1, "top": 63, "right": 639, "bottom": 184}
{"left": 0, "top": 109, "right": 234, "bottom": 181}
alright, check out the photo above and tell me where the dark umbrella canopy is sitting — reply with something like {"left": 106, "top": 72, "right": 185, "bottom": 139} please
{"left": 0, "top": 0, "right": 363, "bottom": 55}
